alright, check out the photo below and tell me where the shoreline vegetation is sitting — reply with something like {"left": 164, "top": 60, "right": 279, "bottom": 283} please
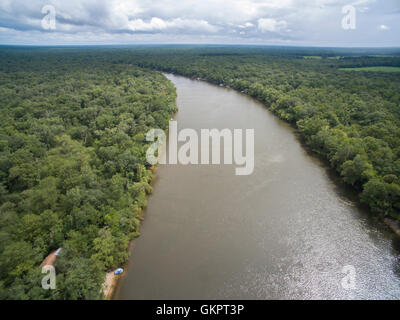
{"left": 103, "top": 115, "right": 175, "bottom": 300}
{"left": 1, "top": 46, "right": 399, "bottom": 300}
{"left": 102, "top": 208, "right": 145, "bottom": 300}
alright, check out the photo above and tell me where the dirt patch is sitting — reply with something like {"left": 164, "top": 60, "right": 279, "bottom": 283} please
{"left": 103, "top": 272, "right": 118, "bottom": 300}
{"left": 40, "top": 250, "right": 57, "bottom": 267}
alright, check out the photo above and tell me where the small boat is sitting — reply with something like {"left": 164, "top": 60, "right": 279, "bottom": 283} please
{"left": 114, "top": 268, "right": 124, "bottom": 275}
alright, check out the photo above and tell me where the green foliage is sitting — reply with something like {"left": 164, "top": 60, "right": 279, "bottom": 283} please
{"left": 55, "top": 256, "right": 105, "bottom": 300}
{"left": 0, "top": 49, "right": 177, "bottom": 299}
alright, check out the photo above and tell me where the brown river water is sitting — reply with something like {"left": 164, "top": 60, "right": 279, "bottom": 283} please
{"left": 115, "top": 74, "right": 400, "bottom": 300}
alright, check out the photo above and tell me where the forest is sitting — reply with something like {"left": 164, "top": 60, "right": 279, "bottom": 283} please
{"left": 0, "top": 45, "right": 400, "bottom": 299}
{"left": 0, "top": 48, "right": 177, "bottom": 299}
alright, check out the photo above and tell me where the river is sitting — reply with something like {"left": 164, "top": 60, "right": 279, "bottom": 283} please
{"left": 116, "top": 74, "right": 400, "bottom": 300}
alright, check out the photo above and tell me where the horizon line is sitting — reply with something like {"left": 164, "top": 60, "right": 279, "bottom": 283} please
{"left": 1, "top": 43, "right": 400, "bottom": 49}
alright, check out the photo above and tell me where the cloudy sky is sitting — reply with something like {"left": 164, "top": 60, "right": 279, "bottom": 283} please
{"left": 0, "top": 0, "right": 399, "bottom": 46}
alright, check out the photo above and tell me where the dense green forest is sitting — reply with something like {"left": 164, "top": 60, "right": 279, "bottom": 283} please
{"left": 0, "top": 49, "right": 177, "bottom": 299}
{"left": 0, "top": 46, "right": 400, "bottom": 299}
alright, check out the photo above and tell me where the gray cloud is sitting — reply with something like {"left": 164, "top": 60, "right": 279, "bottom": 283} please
{"left": 0, "top": 0, "right": 398, "bottom": 46}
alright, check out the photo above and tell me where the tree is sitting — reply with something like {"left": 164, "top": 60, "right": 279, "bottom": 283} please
{"left": 341, "top": 155, "right": 375, "bottom": 186}
{"left": 361, "top": 178, "right": 389, "bottom": 213}
{"left": 91, "top": 228, "right": 129, "bottom": 270}
{"left": 56, "top": 257, "right": 104, "bottom": 300}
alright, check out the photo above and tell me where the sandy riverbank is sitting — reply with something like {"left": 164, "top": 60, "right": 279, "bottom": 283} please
{"left": 103, "top": 272, "right": 117, "bottom": 299}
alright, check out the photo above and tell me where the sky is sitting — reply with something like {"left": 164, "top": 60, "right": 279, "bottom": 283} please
{"left": 0, "top": 0, "right": 399, "bottom": 47}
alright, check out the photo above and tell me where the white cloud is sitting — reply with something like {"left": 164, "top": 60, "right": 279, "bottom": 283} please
{"left": 128, "top": 18, "right": 165, "bottom": 32}
{"left": 0, "top": 0, "right": 398, "bottom": 46}
{"left": 238, "top": 22, "right": 254, "bottom": 29}
{"left": 258, "top": 18, "right": 287, "bottom": 32}
{"left": 127, "top": 17, "right": 218, "bottom": 33}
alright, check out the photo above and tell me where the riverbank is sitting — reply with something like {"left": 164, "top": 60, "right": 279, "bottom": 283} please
{"left": 102, "top": 101, "right": 177, "bottom": 300}
{"left": 103, "top": 165, "right": 166, "bottom": 300}
{"left": 103, "top": 272, "right": 117, "bottom": 299}
{"left": 102, "top": 207, "right": 146, "bottom": 299}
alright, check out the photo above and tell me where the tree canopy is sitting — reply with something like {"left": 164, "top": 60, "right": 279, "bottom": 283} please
{"left": 0, "top": 48, "right": 177, "bottom": 299}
